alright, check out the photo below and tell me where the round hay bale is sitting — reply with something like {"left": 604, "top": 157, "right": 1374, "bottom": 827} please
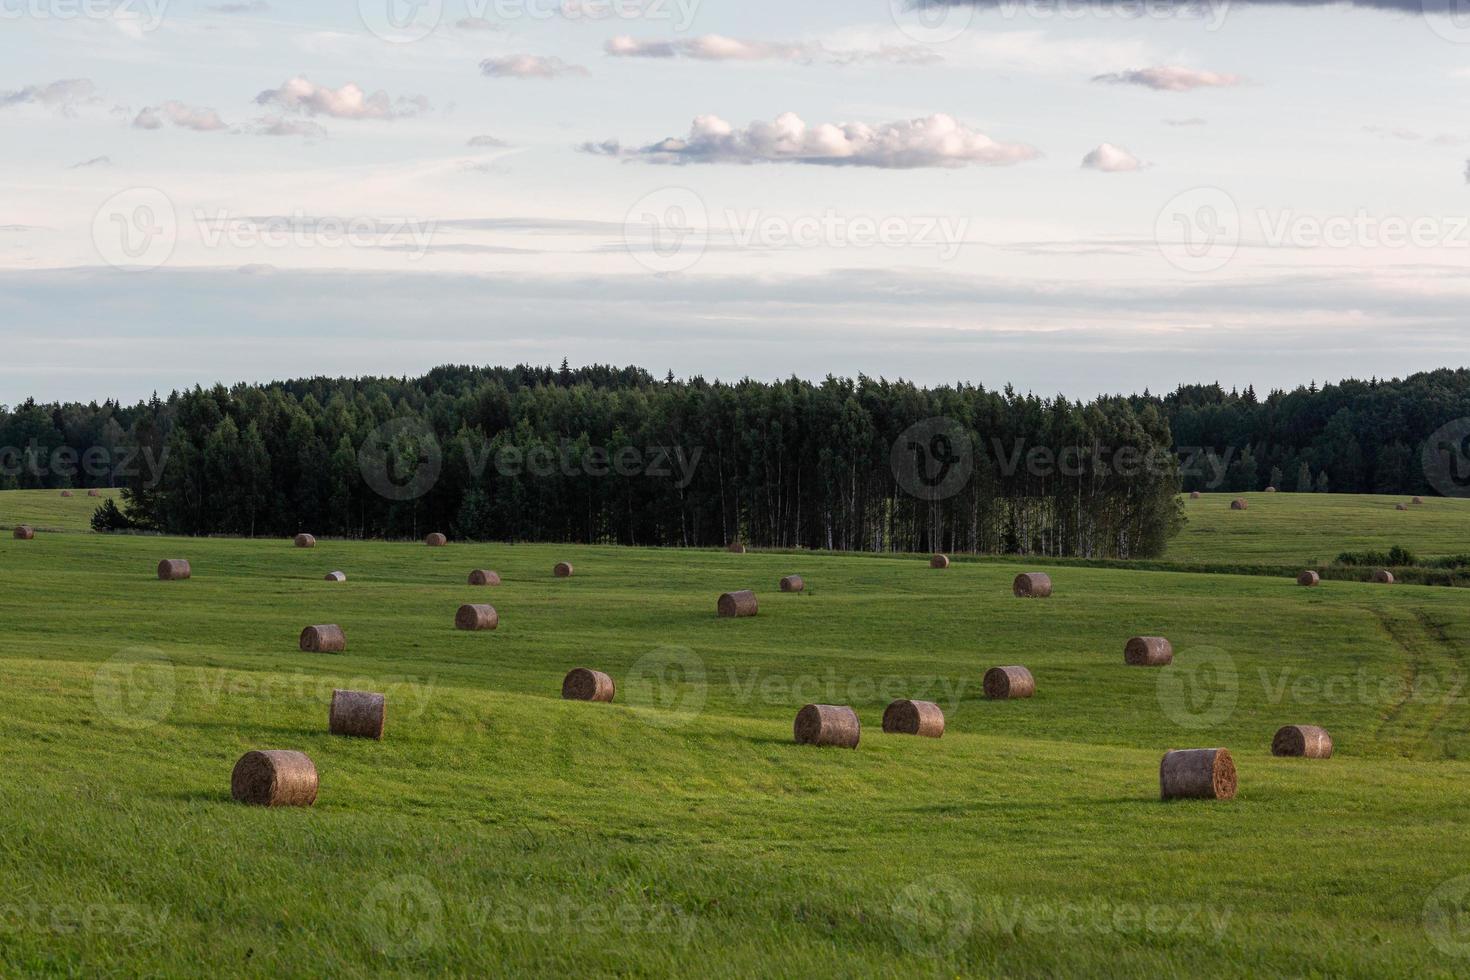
{"left": 1297, "top": 570, "right": 1321, "bottom": 587}
{"left": 794, "top": 703, "right": 860, "bottom": 748}
{"left": 231, "top": 750, "right": 318, "bottom": 807}
{"left": 1160, "top": 748, "right": 1236, "bottom": 800}
{"left": 1395, "top": 503, "right": 1408, "bottom": 511}
{"left": 59, "top": 490, "right": 72, "bottom": 498}
{"left": 717, "top": 590, "right": 758, "bottom": 618}
{"left": 1189, "top": 490, "right": 1201, "bottom": 499}
{"left": 455, "top": 603, "right": 498, "bottom": 631}
{"left": 1124, "top": 636, "right": 1173, "bottom": 667}
{"left": 1265, "top": 486, "right": 1277, "bottom": 493}
{"left": 329, "top": 689, "right": 385, "bottom": 740}
{"left": 562, "top": 667, "right": 614, "bottom": 702}
{"left": 13, "top": 525, "right": 34, "bottom": 540}
{"left": 930, "top": 554, "right": 950, "bottom": 569}
{"left": 554, "top": 561, "right": 574, "bottom": 578}
{"left": 87, "top": 488, "right": 100, "bottom": 497}
{"left": 983, "top": 665, "right": 1035, "bottom": 700}
{"left": 425, "top": 532, "right": 447, "bottom": 547}
{"left": 1372, "top": 569, "right": 1395, "bottom": 585}
{"left": 468, "top": 569, "right": 501, "bottom": 586}
{"left": 881, "top": 699, "right": 944, "bottom": 738}
{"left": 1012, "top": 572, "right": 1052, "bottom": 598}
{"left": 157, "top": 559, "right": 191, "bottom": 581}
{"left": 294, "top": 533, "right": 316, "bottom": 548}
{"left": 1271, "top": 724, "right": 1333, "bottom": 759}
{"left": 299, "top": 624, "right": 346, "bottom": 653}
{"left": 1413, "top": 496, "right": 1425, "bottom": 505}
{"left": 779, "top": 574, "right": 805, "bottom": 593}
{"left": 324, "top": 570, "right": 347, "bottom": 582}
{"left": 727, "top": 542, "right": 747, "bottom": 554}
{"left": 1230, "top": 498, "right": 1248, "bottom": 511}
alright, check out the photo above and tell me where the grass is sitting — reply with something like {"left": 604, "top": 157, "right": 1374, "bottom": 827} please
{"left": 5, "top": 492, "right": 1470, "bottom": 975}
{"left": 1, "top": 488, "right": 117, "bottom": 532}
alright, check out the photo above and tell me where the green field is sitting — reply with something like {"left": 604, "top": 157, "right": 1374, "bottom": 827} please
{"left": 2, "top": 488, "right": 117, "bottom": 532}
{"left": 5, "top": 492, "right": 1470, "bottom": 975}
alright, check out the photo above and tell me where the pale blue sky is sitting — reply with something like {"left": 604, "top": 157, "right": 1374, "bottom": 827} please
{"left": 3, "top": 0, "right": 1470, "bottom": 401}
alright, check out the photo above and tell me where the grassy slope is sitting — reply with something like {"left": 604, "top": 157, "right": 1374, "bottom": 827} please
{"left": 1, "top": 488, "right": 117, "bottom": 532}
{"left": 1167, "top": 492, "right": 1470, "bottom": 564}
{"left": 4, "top": 494, "right": 1470, "bottom": 976}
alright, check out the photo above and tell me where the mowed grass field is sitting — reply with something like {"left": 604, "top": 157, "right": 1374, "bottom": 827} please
{"left": 4, "top": 492, "right": 1470, "bottom": 975}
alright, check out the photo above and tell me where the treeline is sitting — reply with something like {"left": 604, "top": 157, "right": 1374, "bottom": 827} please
{"left": 0, "top": 364, "right": 1181, "bottom": 557}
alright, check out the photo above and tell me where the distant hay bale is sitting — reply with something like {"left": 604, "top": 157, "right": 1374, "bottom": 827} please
{"left": 1125, "top": 636, "right": 1173, "bottom": 667}
{"left": 425, "top": 532, "right": 447, "bottom": 547}
{"left": 157, "top": 559, "right": 191, "bottom": 581}
{"left": 1297, "top": 570, "right": 1321, "bottom": 587}
{"left": 59, "top": 490, "right": 72, "bottom": 498}
{"left": 1272, "top": 725, "right": 1333, "bottom": 759}
{"left": 231, "top": 750, "right": 318, "bottom": 807}
{"left": 1012, "top": 572, "right": 1052, "bottom": 598}
{"left": 882, "top": 699, "right": 944, "bottom": 738}
{"left": 455, "top": 603, "right": 498, "bottom": 631}
{"left": 930, "top": 554, "right": 950, "bottom": 569}
{"left": 562, "top": 667, "right": 615, "bottom": 702}
{"left": 1265, "top": 486, "right": 1277, "bottom": 493}
{"left": 1160, "top": 748, "right": 1236, "bottom": 801}
{"left": 299, "top": 624, "right": 346, "bottom": 653}
{"left": 294, "top": 533, "right": 316, "bottom": 548}
{"left": 554, "top": 561, "right": 574, "bottom": 578}
{"left": 14, "top": 525, "right": 34, "bottom": 540}
{"left": 983, "top": 665, "right": 1035, "bottom": 700}
{"left": 1189, "top": 491, "right": 1201, "bottom": 499}
{"left": 87, "top": 489, "right": 100, "bottom": 497}
{"left": 718, "top": 590, "right": 758, "bottom": 618}
{"left": 468, "top": 569, "right": 501, "bottom": 586}
{"left": 727, "top": 542, "right": 747, "bottom": 554}
{"left": 779, "top": 575, "right": 805, "bottom": 593}
{"left": 1395, "top": 503, "right": 1408, "bottom": 511}
{"left": 1230, "top": 498, "right": 1248, "bottom": 511}
{"left": 325, "top": 571, "right": 346, "bottom": 582}
{"left": 329, "top": 689, "right": 386, "bottom": 740}
{"left": 793, "top": 703, "right": 860, "bottom": 748}
{"left": 1413, "top": 496, "right": 1425, "bottom": 505}
{"left": 1372, "top": 569, "right": 1395, "bottom": 584}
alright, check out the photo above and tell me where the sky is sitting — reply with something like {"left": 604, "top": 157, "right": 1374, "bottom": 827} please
{"left": 3, "top": 0, "right": 1470, "bottom": 403}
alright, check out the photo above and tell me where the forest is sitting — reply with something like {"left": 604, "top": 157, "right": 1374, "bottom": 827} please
{"left": 2, "top": 364, "right": 1467, "bottom": 556}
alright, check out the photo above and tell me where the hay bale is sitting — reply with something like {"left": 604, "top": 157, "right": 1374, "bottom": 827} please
{"left": 1373, "top": 569, "right": 1395, "bottom": 584}
{"left": 59, "top": 490, "right": 72, "bottom": 498}
{"left": 779, "top": 574, "right": 805, "bottom": 593}
{"left": 562, "top": 667, "right": 615, "bottom": 702}
{"left": 1265, "top": 486, "right": 1277, "bottom": 493}
{"left": 727, "top": 542, "right": 747, "bottom": 554}
{"left": 882, "top": 699, "right": 944, "bottom": 738}
{"left": 1012, "top": 572, "right": 1052, "bottom": 598}
{"left": 231, "top": 750, "right": 318, "bottom": 807}
{"left": 554, "top": 561, "right": 574, "bottom": 578}
{"left": 13, "top": 525, "right": 34, "bottom": 540}
{"left": 1413, "top": 496, "right": 1425, "bottom": 505}
{"left": 930, "top": 554, "right": 950, "bottom": 569}
{"left": 718, "top": 590, "right": 758, "bottom": 618}
{"left": 1272, "top": 725, "right": 1333, "bottom": 759}
{"left": 299, "top": 624, "right": 346, "bottom": 653}
{"left": 455, "top": 603, "right": 498, "bottom": 631}
{"left": 329, "top": 689, "right": 385, "bottom": 740}
{"left": 324, "top": 570, "right": 347, "bottom": 582}
{"left": 793, "top": 703, "right": 860, "bottom": 748}
{"left": 1297, "top": 570, "right": 1321, "bottom": 587}
{"left": 1230, "top": 498, "right": 1248, "bottom": 511}
{"left": 1395, "top": 503, "right": 1408, "bottom": 511}
{"left": 87, "top": 489, "right": 100, "bottom": 497}
{"left": 1160, "top": 748, "right": 1236, "bottom": 800}
{"left": 1189, "top": 491, "right": 1201, "bottom": 499}
{"left": 425, "top": 532, "right": 447, "bottom": 546}
{"left": 157, "top": 559, "right": 191, "bottom": 581}
{"left": 294, "top": 533, "right": 316, "bottom": 548}
{"left": 468, "top": 569, "right": 501, "bottom": 586}
{"left": 1125, "top": 636, "right": 1173, "bottom": 667}
{"left": 983, "top": 665, "right": 1035, "bottom": 700}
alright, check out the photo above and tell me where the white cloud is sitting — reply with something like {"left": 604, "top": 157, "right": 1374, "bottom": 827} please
{"left": 479, "top": 55, "right": 589, "bottom": 79}
{"left": 468, "top": 134, "right": 510, "bottom": 148}
{"left": 1082, "top": 143, "right": 1143, "bottom": 172}
{"left": 1093, "top": 66, "right": 1243, "bottom": 92}
{"left": 252, "top": 116, "right": 328, "bottom": 138}
{"left": 605, "top": 34, "right": 940, "bottom": 65}
{"left": 0, "top": 79, "right": 98, "bottom": 115}
{"left": 134, "top": 101, "right": 229, "bottom": 132}
{"left": 587, "top": 112, "right": 1039, "bottom": 168}
{"left": 255, "top": 77, "right": 430, "bottom": 119}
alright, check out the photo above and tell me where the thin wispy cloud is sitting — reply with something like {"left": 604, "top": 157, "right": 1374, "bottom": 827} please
{"left": 69, "top": 155, "right": 112, "bottom": 169}
{"left": 479, "top": 56, "right": 590, "bottom": 79}
{"left": 134, "top": 101, "right": 229, "bottom": 132}
{"left": 605, "top": 34, "right": 941, "bottom": 65}
{"left": 0, "top": 79, "right": 98, "bottom": 115}
{"left": 1093, "top": 66, "right": 1242, "bottom": 91}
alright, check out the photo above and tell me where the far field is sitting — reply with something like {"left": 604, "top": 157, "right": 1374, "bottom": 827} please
{"left": 2, "top": 490, "right": 1470, "bottom": 974}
